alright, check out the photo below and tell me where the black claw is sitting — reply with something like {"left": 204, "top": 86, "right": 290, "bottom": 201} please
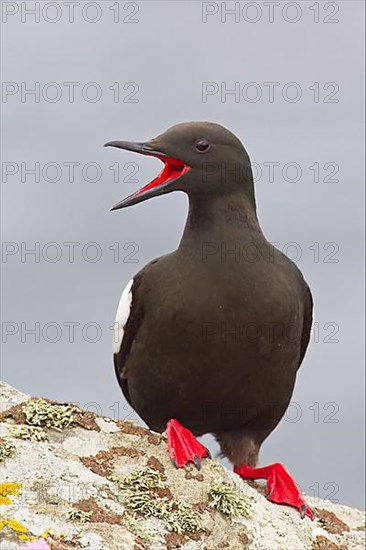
{"left": 193, "top": 455, "right": 202, "bottom": 470}
{"left": 171, "top": 457, "right": 178, "bottom": 469}
{"left": 265, "top": 488, "right": 273, "bottom": 499}
{"left": 300, "top": 504, "right": 306, "bottom": 519}
{"left": 206, "top": 449, "right": 212, "bottom": 459}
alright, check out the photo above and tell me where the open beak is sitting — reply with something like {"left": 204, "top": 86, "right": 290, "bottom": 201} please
{"left": 104, "top": 140, "right": 190, "bottom": 210}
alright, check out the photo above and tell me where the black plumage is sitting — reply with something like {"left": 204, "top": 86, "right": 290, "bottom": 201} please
{"left": 107, "top": 121, "right": 313, "bottom": 469}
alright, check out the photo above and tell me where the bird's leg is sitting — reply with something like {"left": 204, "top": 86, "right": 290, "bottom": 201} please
{"left": 234, "top": 463, "right": 314, "bottom": 520}
{"left": 166, "top": 418, "right": 211, "bottom": 469}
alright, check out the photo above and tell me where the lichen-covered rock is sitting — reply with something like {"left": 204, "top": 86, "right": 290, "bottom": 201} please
{"left": 0, "top": 382, "right": 364, "bottom": 550}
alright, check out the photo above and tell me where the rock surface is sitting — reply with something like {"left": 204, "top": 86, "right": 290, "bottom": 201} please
{"left": 0, "top": 382, "right": 364, "bottom": 550}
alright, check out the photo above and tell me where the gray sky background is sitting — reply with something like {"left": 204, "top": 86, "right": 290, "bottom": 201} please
{"left": 1, "top": 1, "right": 364, "bottom": 509}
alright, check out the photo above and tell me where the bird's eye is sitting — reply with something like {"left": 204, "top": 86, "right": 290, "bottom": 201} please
{"left": 195, "top": 139, "right": 211, "bottom": 153}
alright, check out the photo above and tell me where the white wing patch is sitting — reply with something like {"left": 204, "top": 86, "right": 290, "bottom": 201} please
{"left": 113, "top": 278, "right": 134, "bottom": 354}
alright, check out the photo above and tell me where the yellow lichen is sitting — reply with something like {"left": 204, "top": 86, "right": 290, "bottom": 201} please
{"left": 19, "top": 533, "right": 32, "bottom": 541}
{"left": 0, "top": 482, "right": 22, "bottom": 505}
{"left": 0, "top": 518, "right": 57, "bottom": 544}
{"left": 0, "top": 518, "right": 34, "bottom": 542}
{"left": 0, "top": 518, "right": 28, "bottom": 533}
{"left": 39, "top": 528, "right": 53, "bottom": 539}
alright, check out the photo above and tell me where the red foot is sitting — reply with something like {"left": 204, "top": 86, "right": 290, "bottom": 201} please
{"left": 166, "top": 419, "right": 210, "bottom": 469}
{"left": 234, "top": 462, "right": 314, "bottom": 520}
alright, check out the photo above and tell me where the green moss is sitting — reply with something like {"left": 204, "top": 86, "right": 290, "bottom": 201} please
{"left": 67, "top": 509, "right": 92, "bottom": 523}
{"left": 208, "top": 482, "right": 251, "bottom": 520}
{"left": 0, "top": 439, "right": 16, "bottom": 462}
{"left": 24, "top": 399, "right": 79, "bottom": 431}
{"left": 8, "top": 425, "right": 49, "bottom": 442}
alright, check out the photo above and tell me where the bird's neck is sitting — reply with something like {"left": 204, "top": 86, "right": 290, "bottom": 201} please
{"left": 179, "top": 190, "right": 263, "bottom": 251}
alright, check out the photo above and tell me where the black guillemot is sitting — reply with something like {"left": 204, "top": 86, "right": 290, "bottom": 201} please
{"left": 105, "top": 121, "right": 314, "bottom": 519}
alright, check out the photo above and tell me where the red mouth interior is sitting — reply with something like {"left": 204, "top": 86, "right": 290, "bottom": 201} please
{"left": 133, "top": 156, "right": 190, "bottom": 197}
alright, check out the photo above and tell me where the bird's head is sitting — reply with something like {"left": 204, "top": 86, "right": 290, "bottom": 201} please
{"left": 105, "top": 121, "right": 253, "bottom": 210}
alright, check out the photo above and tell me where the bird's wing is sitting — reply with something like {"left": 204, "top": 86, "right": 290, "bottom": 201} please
{"left": 298, "top": 282, "right": 313, "bottom": 370}
{"left": 112, "top": 258, "right": 158, "bottom": 406}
